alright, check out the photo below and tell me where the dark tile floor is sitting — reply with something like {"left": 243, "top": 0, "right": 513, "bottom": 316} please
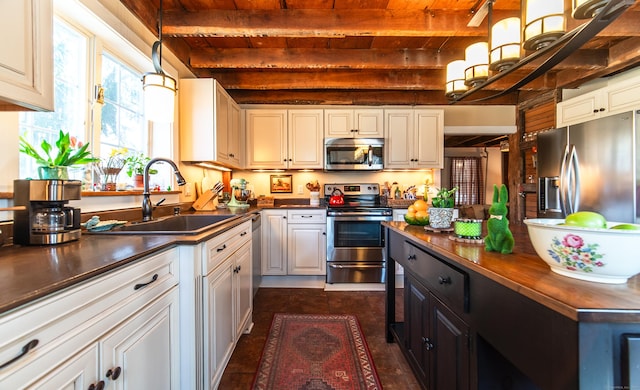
{"left": 219, "top": 287, "right": 421, "bottom": 389}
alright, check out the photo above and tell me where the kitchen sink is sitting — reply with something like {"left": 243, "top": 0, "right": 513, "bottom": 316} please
{"left": 90, "top": 214, "right": 241, "bottom": 235}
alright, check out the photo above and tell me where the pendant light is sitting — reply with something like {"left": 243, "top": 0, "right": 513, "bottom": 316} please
{"left": 523, "top": 0, "right": 566, "bottom": 51}
{"left": 464, "top": 42, "right": 489, "bottom": 87}
{"left": 573, "top": 0, "right": 612, "bottom": 19}
{"left": 490, "top": 17, "right": 521, "bottom": 72}
{"left": 142, "top": 0, "right": 177, "bottom": 124}
{"left": 445, "top": 60, "right": 468, "bottom": 99}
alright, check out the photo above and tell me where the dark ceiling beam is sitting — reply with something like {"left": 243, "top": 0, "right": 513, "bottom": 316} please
{"left": 189, "top": 47, "right": 608, "bottom": 71}
{"left": 554, "top": 36, "right": 640, "bottom": 88}
{"left": 161, "top": 9, "right": 520, "bottom": 38}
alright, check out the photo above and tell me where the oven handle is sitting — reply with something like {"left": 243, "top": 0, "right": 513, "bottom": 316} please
{"left": 328, "top": 264, "right": 385, "bottom": 269}
{"left": 327, "top": 212, "right": 391, "bottom": 217}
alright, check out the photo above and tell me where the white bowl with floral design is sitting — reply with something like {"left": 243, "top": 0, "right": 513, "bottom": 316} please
{"left": 524, "top": 218, "right": 640, "bottom": 284}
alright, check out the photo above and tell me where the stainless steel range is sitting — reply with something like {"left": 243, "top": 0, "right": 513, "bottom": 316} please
{"left": 325, "top": 183, "right": 392, "bottom": 284}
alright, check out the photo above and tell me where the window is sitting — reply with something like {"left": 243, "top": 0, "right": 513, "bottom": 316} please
{"left": 19, "top": 18, "right": 88, "bottom": 180}
{"left": 19, "top": 3, "right": 176, "bottom": 191}
{"left": 450, "top": 157, "right": 484, "bottom": 205}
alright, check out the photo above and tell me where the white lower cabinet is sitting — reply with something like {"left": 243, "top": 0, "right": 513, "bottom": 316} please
{"left": 262, "top": 209, "right": 326, "bottom": 276}
{"left": 0, "top": 248, "right": 180, "bottom": 389}
{"left": 201, "top": 221, "right": 253, "bottom": 389}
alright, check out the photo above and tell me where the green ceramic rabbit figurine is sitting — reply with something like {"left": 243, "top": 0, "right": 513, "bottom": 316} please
{"left": 484, "top": 184, "right": 514, "bottom": 254}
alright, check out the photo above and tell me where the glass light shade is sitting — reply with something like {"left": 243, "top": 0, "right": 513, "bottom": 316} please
{"left": 573, "top": 0, "right": 610, "bottom": 19}
{"left": 445, "top": 60, "right": 468, "bottom": 99}
{"left": 142, "top": 72, "right": 177, "bottom": 124}
{"left": 490, "top": 17, "right": 521, "bottom": 71}
{"left": 523, "top": 0, "right": 565, "bottom": 50}
{"left": 464, "top": 42, "right": 489, "bottom": 87}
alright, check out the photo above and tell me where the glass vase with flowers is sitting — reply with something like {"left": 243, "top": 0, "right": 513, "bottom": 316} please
{"left": 19, "top": 130, "right": 99, "bottom": 180}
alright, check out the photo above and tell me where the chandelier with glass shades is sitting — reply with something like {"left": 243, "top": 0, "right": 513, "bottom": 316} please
{"left": 445, "top": 0, "right": 634, "bottom": 102}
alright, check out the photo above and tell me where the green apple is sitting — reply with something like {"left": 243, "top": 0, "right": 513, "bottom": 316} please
{"left": 565, "top": 211, "right": 607, "bottom": 229}
{"left": 610, "top": 223, "right": 640, "bottom": 230}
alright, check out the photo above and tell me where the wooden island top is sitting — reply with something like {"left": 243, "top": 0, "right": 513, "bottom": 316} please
{"left": 384, "top": 221, "right": 640, "bottom": 323}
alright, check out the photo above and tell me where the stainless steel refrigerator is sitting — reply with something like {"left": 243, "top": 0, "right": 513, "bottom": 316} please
{"left": 537, "top": 110, "right": 639, "bottom": 223}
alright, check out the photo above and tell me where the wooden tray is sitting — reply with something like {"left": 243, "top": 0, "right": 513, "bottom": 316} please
{"left": 424, "top": 226, "right": 454, "bottom": 234}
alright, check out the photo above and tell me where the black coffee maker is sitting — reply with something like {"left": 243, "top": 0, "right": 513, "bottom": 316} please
{"left": 13, "top": 180, "right": 82, "bottom": 245}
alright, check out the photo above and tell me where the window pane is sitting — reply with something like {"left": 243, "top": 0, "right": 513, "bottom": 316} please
{"left": 19, "top": 19, "right": 88, "bottom": 180}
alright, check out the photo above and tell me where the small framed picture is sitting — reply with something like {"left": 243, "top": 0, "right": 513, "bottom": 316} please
{"left": 270, "top": 175, "right": 292, "bottom": 193}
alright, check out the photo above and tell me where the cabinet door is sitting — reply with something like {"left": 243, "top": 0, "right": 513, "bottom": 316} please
{"left": 287, "top": 224, "right": 326, "bottom": 275}
{"left": 404, "top": 275, "right": 430, "bottom": 385}
{"left": 203, "top": 261, "right": 235, "bottom": 389}
{"left": 605, "top": 75, "right": 640, "bottom": 116}
{"left": 288, "top": 109, "right": 324, "bottom": 169}
{"left": 431, "top": 295, "right": 470, "bottom": 390}
{"left": 354, "top": 109, "right": 384, "bottom": 138}
{"left": 101, "top": 287, "right": 180, "bottom": 390}
{"left": 234, "top": 241, "right": 253, "bottom": 338}
{"left": 556, "top": 91, "right": 602, "bottom": 127}
{"left": 228, "top": 101, "right": 242, "bottom": 167}
{"left": 385, "top": 109, "right": 414, "bottom": 168}
{"left": 261, "top": 210, "right": 288, "bottom": 275}
{"left": 324, "top": 109, "right": 354, "bottom": 137}
{"left": 215, "top": 86, "right": 230, "bottom": 164}
{"left": 0, "top": 0, "right": 53, "bottom": 111}
{"left": 245, "top": 109, "right": 287, "bottom": 169}
{"left": 414, "top": 109, "right": 444, "bottom": 169}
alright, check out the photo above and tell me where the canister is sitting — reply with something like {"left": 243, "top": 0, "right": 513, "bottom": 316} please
{"left": 454, "top": 218, "right": 483, "bottom": 239}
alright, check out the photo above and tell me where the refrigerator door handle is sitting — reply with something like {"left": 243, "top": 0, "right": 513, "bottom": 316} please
{"left": 568, "top": 145, "right": 581, "bottom": 213}
{"left": 559, "top": 144, "right": 571, "bottom": 215}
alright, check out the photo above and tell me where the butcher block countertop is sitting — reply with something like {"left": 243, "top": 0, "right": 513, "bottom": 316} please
{"left": 384, "top": 221, "right": 640, "bottom": 323}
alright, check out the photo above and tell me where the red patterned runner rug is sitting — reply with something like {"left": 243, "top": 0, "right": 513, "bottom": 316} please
{"left": 252, "top": 313, "right": 383, "bottom": 390}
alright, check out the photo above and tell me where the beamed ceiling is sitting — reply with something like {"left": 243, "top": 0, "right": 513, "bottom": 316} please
{"left": 118, "top": 0, "right": 640, "bottom": 147}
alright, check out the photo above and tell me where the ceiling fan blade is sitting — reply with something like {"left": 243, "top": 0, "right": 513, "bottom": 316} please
{"left": 467, "top": 0, "right": 492, "bottom": 28}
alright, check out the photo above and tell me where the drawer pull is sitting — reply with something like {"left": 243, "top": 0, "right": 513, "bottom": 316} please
{"left": 438, "top": 276, "right": 452, "bottom": 285}
{"left": 106, "top": 366, "right": 122, "bottom": 380}
{"left": 88, "top": 380, "right": 105, "bottom": 390}
{"left": 241, "top": 231, "right": 247, "bottom": 236}
{"left": 217, "top": 244, "right": 227, "bottom": 252}
{"left": 0, "top": 339, "right": 39, "bottom": 369}
{"left": 134, "top": 274, "right": 158, "bottom": 290}
{"left": 422, "top": 337, "right": 434, "bottom": 351}
{"left": 301, "top": 215, "right": 313, "bottom": 218}
{"left": 407, "top": 254, "right": 417, "bottom": 261}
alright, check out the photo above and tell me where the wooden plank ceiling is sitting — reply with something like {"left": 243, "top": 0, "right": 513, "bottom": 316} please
{"left": 119, "top": 0, "right": 640, "bottom": 146}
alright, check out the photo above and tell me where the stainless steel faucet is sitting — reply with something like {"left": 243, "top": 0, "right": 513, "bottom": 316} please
{"left": 141, "top": 158, "right": 187, "bottom": 221}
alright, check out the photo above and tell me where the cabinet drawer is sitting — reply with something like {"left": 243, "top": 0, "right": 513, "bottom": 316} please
{"left": 403, "top": 242, "right": 468, "bottom": 313}
{"left": 203, "top": 220, "right": 251, "bottom": 274}
{"left": 287, "top": 209, "right": 326, "bottom": 224}
{"left": 0, "top": 248, "right": 178, "bottom": 377}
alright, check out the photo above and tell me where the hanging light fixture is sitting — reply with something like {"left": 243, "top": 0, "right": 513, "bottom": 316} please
{"left": 445, "top": 60, "right": 468, "bottom": 99}
{"left": 573, "top": 0, "right": 612, "bottom": 19}
{"left": 464, "top": 42, "right": 489, "bottom": 87}
{"left": 490, "top": 17, "right": 522, "bottom": 72}
{"left": 142, "top": 0, "right": 177, "bottom": 124}
{"left": 523, "top": 0, "right": 566, "bottom": 51}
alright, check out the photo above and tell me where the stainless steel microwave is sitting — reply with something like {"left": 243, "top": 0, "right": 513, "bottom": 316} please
{"left": 324, "top": 138, "right": 384, "bottom": 171}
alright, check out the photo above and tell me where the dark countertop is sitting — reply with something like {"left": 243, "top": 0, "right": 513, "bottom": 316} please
{"left": 384, "top": 221, "right": 640, "bottom": 322}
{"left": 0, "top": 208, "right": 258, "bottom": 315}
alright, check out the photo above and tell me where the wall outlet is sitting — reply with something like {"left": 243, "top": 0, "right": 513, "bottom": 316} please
{"left": 297, "top": 184, "right": 304, "bottom": 194}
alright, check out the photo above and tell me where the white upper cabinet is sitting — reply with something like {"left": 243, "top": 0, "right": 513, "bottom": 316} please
{"left": 245, "top": 108, "right": 323, "bottom": 169}
{"left": 0, "top": 0, "right": 53, "bottom": 111}
{"left": 557, "top": 72, "right": 640, "bottom": 127}
{"left": 385, "top": 109, "right": 444, "bottom": 169}
{"left": 324, "top": 108, "right": 384, "bottom": 138}
{"left": 179, "top": 78, "right": 242, "bottom": 169}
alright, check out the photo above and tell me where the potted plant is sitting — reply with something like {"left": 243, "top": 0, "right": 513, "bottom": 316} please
{"left": 124, "top": 152, "right": 157, "bottom": 188}
{"left": 19, "top": 130, "right": 99, "bottom": 180}
{"left": 429, "top": 187, "right": 458, "bottom": 229}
